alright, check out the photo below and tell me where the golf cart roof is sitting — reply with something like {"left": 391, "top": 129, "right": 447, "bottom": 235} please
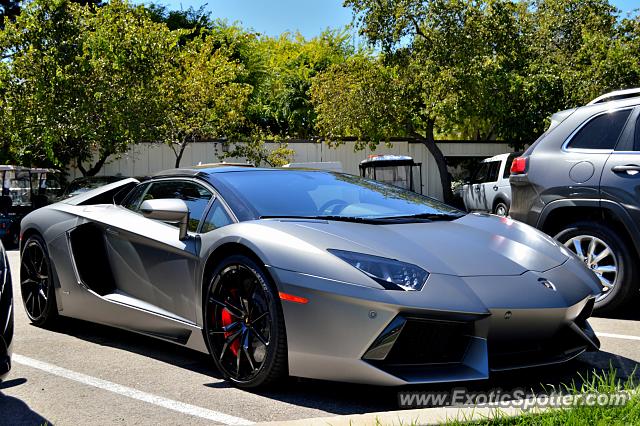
{"left": 359, "top": 155, "right": 418, "bottom": 169}
{"left": 0, "top": 165, "right": 29, "bottom": 172}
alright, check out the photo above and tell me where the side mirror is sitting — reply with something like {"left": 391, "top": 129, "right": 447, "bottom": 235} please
{"left": 140, "top": 198, "right": 190, "bottom": 240}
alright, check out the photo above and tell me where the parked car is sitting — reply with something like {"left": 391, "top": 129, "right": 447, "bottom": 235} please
{"left": 510, "top": 89, "right": 640, "bottom": 313}
{"left": 462, "top": 153, "right": 521, "bottom": 216}
{"left": 0, "top": 241, "right": 13, "bottom": 381}
{"left": 20, "top": 167, "right": 600, "bottom": 388}
{"left": 61, "top": 175, "right": 128, "bottom": 199}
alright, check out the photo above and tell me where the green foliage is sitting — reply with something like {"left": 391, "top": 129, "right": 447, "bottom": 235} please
{"left": 249, "top": 30, "right": 354, "bottom": 139}
{"left": 157, "top": 33, "right": 252, "bottom": 167}
{"left": 344, "top": 0, "right": 640, "bottom": 146}
{"left": 311, "top": 55, "right": 408, "bottom": 149}
{"left": 0, "top": 0, "right": 178, "bottom": 174}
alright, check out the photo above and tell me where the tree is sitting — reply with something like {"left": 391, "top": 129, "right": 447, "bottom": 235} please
{"left": 0, "top": 0, "right": 178, "bottom": 175}
{"left": 248, "top": 30, "right": 354, "bottom": 139}
{"left": 311, "top": 56, "right": 454, "bottom": 202}
{"left": 158, "top": 34, "right": 252, "bottom": 168}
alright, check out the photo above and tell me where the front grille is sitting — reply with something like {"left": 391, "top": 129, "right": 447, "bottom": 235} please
{"left": 489, "top": 325, "right": 588, "bottom": 370}
{"left": 367, "top": 317, "right": 474, "bottom": 366}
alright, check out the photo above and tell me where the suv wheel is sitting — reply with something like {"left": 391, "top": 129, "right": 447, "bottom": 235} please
{"left": 493, "top": 201, "right": 509, "bottom": 217}
{"left": 555, "top": 221, "right": 638, "bottom": 313}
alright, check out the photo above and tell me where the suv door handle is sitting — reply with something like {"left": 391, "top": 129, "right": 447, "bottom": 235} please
{"left": 612, "top": 165, "right": 640, "bottom": 175}
{"left": 492, "top": 185, "right": 498, "bottom": 191}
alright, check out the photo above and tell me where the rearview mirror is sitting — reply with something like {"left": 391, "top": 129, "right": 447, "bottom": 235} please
{"left": 140, "top": 199, "right": 190, "bottom": 240}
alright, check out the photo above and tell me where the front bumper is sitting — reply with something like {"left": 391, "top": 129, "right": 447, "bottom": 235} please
{"left": 271, "top": 265, "right": 600, "bottom": 386}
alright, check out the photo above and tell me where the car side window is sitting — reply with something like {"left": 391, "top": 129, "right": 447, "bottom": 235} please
{"left": 201, "top": 199, "right": 234, "bottom": 233}
{"left": 486, "top": 161, "right": 500, "bottom": 183}
{"left": 503, "top": 155, "right": 517, "bottom": 179}
{"left": 142, "top": 180, "right": 213, "bottom": 232}
{"left": 471, "top": 163, "right": 489, "bottom": 183}
{"left": 568, "top": 109, "right": 632, "bottom": 150}
{"left": 122, "top": 183, "right": 150, "bottom": 211}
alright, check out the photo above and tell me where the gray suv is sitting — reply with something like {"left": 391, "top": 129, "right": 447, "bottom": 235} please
{"left": 510, "top": 89, "right": 640, "bottom": 313}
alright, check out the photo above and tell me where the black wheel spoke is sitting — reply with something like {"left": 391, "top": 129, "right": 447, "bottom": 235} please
{"left": 242, "top": 332, "right": 256, "bottom": 372}
{"left": 208, "top": 297, "right": 243, "bottom": 318}
{"left": 249, "top": 327, "right": 269, "bottom": 347}
{"left": 235, "top": 336, "right": 243, "bottom": 376}
{"left": 218, "top": 329, "right": 242, "bottom": 362}
{"left": 250, "top": 311, "right": 268, "bottom": 325}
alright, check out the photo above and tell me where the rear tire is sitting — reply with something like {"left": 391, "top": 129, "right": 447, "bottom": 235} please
{"left": 493, "top": 201, "right": 509, "bottom": 217}
{"left": 203, "top": 254, "right": 288, "bottom": 388}
{"left": 20, "top": 234, "right": 58, "bottom": 327}
{"left": 554, "top": 221, "right": 638, "bottom": 314}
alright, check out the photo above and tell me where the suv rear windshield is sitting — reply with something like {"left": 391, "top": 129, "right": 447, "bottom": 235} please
{"left": 568, "top": 109, "right": 632, "bottom": 150}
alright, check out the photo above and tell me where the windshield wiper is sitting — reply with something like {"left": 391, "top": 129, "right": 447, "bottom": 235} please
{"left": 376, "top": 213, "right": 463, "bottom": 221}
{"left": 260, "top": 214, "right": 448, "bottom": 224}
{"left": 260, "top": 215, "right": 399, "bottom": 224}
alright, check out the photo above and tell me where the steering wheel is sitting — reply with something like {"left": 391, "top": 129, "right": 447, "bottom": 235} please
{"left": 318, "top": 199, "right": 348, "bottom": 215}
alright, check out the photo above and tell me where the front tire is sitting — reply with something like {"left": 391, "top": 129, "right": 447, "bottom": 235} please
{"left": 20, "top": 235, "right": 58, "bottom": 327}
{"left": 203, "top": 254, "right": 287, "bottom": 388}
{"left": 555, "top": 221, "right": 638, "bottom": 314}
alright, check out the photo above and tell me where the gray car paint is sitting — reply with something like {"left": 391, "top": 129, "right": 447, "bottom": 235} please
{"left": 20, "top": 174, "right": 602, "bottom": 385}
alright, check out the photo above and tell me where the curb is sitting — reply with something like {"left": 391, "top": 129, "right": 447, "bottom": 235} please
{"left": 257, "top": 404, "right": 549, "bottom": 426}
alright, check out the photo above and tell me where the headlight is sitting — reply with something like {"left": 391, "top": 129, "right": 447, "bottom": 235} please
{"left": 328, "top": 249, "right": 429, "bottom": 291}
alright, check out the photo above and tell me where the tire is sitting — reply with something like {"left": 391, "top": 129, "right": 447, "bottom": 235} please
{"left": 203, "top": 254, "right": 287, "bottom": 388}
{"left": 493, "top": 201, "right": 509, "bottom": 217}
{"left": 554, "top": 221, "right": 638, "bottom": 314}
{"left": 20, "top": 234, "right": 58, "bottom": 327}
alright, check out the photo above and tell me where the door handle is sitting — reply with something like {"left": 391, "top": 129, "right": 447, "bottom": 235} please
{"left": 492, "top": 185, "right": 498, "bottom": 191}
{"left": 475, "top": 187, "right": 480, "bottom": 192}
{"left": 612, "top": 165, "right": 640, "bottom": 175}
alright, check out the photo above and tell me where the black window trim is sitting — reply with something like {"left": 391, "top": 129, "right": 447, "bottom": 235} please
{"left": 562, "top": 106, "right": 635, "bottom": 153}
{"left": 119, "top": 177, "right": 238, "bottom": 235}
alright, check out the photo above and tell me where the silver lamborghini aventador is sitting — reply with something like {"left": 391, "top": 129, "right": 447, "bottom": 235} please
{"left": 19, "top": 167, "right": 601, "bottom": 388}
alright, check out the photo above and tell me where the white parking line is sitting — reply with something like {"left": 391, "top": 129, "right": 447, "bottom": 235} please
{"left": 12, "top": 354, "right": 253, "bottom": 425}
{"left": 597, "top": 332, "right": 640, "bottom": 342}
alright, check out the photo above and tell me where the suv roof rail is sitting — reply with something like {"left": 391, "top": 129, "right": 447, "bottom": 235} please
{"left": 587, "top": 88, "right": 640, "bottom": 105}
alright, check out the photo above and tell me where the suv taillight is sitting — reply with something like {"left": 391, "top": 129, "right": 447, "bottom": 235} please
{"left": 510, "top": 157, "right": 528, "bottom": 175}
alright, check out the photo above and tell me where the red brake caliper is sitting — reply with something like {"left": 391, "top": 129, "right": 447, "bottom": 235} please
{"left": 220, "top": 307, "right": 240, "bottom": 356}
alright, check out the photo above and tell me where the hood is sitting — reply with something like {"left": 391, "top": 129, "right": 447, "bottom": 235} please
{"left": 261, "top": 213, "right": 568, "bottom": 277}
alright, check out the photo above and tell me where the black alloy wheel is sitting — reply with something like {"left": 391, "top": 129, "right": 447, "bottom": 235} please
{"left": 20, "top": 235, "right": 57, "bottom": 326}
{"left": 204, "top": 254, "right": 287, "bottom": 388}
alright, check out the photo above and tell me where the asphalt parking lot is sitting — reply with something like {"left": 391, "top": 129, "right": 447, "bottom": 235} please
{"left": 1, "top": 250, "right": 640, "bottom": 426}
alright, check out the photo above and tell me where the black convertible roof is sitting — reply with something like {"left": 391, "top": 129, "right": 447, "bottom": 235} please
{"left": 152, "top": 166, "right": 269, "bottom": 179}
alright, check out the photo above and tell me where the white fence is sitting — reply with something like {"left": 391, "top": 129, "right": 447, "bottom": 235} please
{"left": 68, "top": 140, "right": 514, "bottom": 201}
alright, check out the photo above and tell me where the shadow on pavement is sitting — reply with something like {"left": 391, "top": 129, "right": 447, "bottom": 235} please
{"left": 595, "top": 304, "right": 640, "bottom": 321}
{"left": 38, "top": 316, "right": 640, "bottom": 415}
{"left": 0, "top": 379, "right": 52, "bottom": 426}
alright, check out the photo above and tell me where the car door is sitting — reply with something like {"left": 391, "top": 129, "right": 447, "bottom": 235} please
{"left": 479, "top": 160, "right": 501, "bottom": 212}
{"left": 103, "top": 178, "right": 214, "bottom": 325}
{"left": 600, "top": 107, "right": 640, "bottom": 228}
{"left": 463, "top": 162, "right": 489, "bottom": 211}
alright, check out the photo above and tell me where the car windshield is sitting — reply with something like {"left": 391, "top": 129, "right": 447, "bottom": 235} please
{"left": 216, "top": 170, "right": 463, "bottom": 220}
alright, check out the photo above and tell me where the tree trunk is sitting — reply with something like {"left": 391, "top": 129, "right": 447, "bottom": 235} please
{"left": 411, "top": 121, "right": 454, "bottom": 205}
{"left": 77, "top": 152, "right": 110, "bottom": 177}
{"left": 174, "top": 141, "right": 188, "bottom": 168}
